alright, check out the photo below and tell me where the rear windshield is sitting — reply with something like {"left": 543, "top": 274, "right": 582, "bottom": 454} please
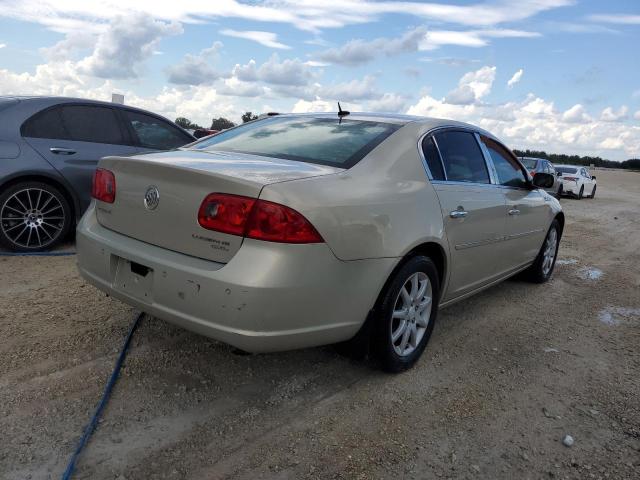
{"left": 190, "top": 116, "right": 401, "bottom": 168}
{"left": 556, "top": 166, "right": 578, "bottom": 174}
{"left": 520, "top": 158, "right": 538, "bottom": 169}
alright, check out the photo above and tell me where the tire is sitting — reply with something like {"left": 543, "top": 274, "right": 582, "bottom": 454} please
{"left": 525, "top": 219, "right": 560, "bottom": 283}
{"left": 590, "top": 185, "right": 596, "bottom": 199}
{"left": 578, "top": 185, "right": 584, "bottom": 199}
{"left": 0, "top": 181, "right": 72, "bottom": 252}
{"left": 556, "top": 184, "right": 563, "bottom": 199}
{"left": 370, "top": 256, "right": 440, "bottom": 373}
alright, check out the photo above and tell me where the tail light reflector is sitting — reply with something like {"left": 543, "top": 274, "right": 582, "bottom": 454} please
{"left": 198, "top": 193, "right": 323, "bottom": 244}
{"left": 563, "top": 176, "right": 578, "bottom": 182}
{"left": 92, "top": 168, "right": 116, "bottom": 203}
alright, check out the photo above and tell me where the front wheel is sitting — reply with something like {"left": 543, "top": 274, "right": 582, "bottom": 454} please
{"left": 525, "top": 220, "right": 560, "bottom": 283}
{"left": 371, "top": 256, "right": 440, "bottom": 373}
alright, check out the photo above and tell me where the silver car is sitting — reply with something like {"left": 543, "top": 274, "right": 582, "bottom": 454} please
{"left": 77, "top": 113, "right": 562, "bottom": 372}
{"left": 519, "top": 157, "right": 562, "bottom": 197}
{"left": 0, "top": 96, "right": 194, "bottom": 252}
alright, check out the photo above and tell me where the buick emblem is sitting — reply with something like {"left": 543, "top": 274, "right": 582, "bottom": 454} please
{"left": 143, "top": 186, "right": 160, "bottom": 210}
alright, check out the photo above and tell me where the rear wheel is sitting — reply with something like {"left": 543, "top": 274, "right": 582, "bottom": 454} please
{"left": 578, "top": 185, "right": 584, "bottom": 199}
{"left": 0, "top": 181, "right": 72, "bottom": 252}
{"left": 525, "top": 220, "right": 560, "bottom": 283}
{"left": 590, "top": 185, "right": 596, "bottom": 198}
{"left": 371, "top": 256, "right": 439, "bottom": 373}
{"left": 556, "top": 184, "right": 563, "bottom": 199}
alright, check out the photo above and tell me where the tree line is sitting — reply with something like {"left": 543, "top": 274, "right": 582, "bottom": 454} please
{"left": 513, "top": 149, "right": 640, "bottom": 170}
{"left": 174, "top": 112, "right": 258, "bottom": 131}
{"left": 174, "top": 114, "right": 639, "bottom": 169}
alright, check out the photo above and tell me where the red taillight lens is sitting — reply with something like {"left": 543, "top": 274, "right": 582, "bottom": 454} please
{"left": 245, "top": 199, "right": 323, "bottom": 244}
{"left": 197, "top": 193, "right": 323, "bottom": 244}
{"left": 91, "top": 168, "right": 116, "bottom": 203}
{"left": 529, "top": 170, "right": 536, "bottom": 177}
{"left": 198, "top": 193, "right": 256, "bottom": 236}
{"left": 563, "top": 176, "right": 578, "bottom": 182}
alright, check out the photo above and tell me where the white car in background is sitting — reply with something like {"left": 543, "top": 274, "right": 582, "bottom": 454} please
{"left": 556, "top": 165, "right": 597, "bottom": 199}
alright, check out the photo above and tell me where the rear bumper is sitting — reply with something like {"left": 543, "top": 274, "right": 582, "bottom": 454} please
{"left": 76, "top": 205, "right": 396, "bottom": 352}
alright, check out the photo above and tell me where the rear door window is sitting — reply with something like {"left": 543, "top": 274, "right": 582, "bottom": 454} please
{"left": 480, "top": 136, "right": 528, "bottom": 188}
{"left": 433, "top": 131, "right": 490, "bottom": 184}
{"left": 193, "top": 116, "right": 400, "bottom": 168}
{"left": 123, "top": 110, "right": 193, "bottom": 150}
{"left": 21, "top": 107, "right": 68, "bottom": 139}
{"left": 59, "top": 105, "right": 125, "bottom": 145}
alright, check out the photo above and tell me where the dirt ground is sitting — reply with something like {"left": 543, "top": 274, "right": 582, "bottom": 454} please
{"left": 1, "top": 169, "right": 639, "bottom": 480}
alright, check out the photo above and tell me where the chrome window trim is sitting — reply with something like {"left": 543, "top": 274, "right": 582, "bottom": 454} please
{"left": 474, "top": 132, "right": 499, "bottom": 185}
{"left": 417, "top": 125, "right": 495, "bottom": 186}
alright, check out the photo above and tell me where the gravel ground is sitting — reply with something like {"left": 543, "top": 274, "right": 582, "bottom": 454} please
{"left": 1, "top": 169, "right": 639, "bottom": 480}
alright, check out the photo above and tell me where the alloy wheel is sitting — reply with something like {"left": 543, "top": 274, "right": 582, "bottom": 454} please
{"left": 390, "top": 272, "right": 433, "bottom": 356}
{"left": 1, "top": 188, "right": 65, "bottom": 249}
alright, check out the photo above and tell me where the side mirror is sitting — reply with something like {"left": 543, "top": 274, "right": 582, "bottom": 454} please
{"left": 532, "top": 172, "right": 554, "bottom": 189}
{"left": 591, "top": 175, "right": 596, "bottom": 180}
{"left": 556, "top": 171, "right": 562, "bottom": 177}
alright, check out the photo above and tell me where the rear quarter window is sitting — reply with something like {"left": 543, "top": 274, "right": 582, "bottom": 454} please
{"left": 192, "top": 116, "right": 401, "bottom": 168}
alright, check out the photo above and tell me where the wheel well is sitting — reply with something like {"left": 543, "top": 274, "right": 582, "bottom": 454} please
{"left": 404, "top": 242, "right": 447, "bottom": 287}
{"left": 0, "top": 175, "right": 77, "bottom": 221}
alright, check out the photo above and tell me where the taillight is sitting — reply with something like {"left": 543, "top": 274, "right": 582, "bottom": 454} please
{"left": 198, "top": 193, "right": 323, "bottom": 244}
{"left": 198, "top": 193, "right": 255, "bottom": 236}
{"left": 91, "top": 168, "right": 116, "bottom": 203}
{"left": 529, "top": 170, "right": 536, "bottom": 177}
{"left": 563, "top": 176, "right": 578, "bottom": 182}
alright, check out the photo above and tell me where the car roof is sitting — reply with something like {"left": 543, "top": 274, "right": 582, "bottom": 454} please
{"left": 556, "top": 164, "right": 584, "bottom": 169}
{"left": 0, "top": 95, "right": 158, "bottom": 115}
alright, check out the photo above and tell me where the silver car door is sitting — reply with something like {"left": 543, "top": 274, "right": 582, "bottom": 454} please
{"left": 479, "top": 135, "right": 549, "bottom": 271}
{"left": 422, "top": 131, "right": 506, "bottom": 301}
{"left": 22, "top": 104, "right": 139, "bottom": 213}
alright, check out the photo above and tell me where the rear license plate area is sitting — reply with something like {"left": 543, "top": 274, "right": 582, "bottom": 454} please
{"left": 113, "top": 256, "right": 154, "bottom": 302}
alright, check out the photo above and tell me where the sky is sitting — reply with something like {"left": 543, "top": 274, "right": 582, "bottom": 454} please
{"left": 0, "top": 0, "right": 638, "bottom": 161}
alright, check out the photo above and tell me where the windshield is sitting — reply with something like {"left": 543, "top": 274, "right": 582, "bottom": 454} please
{"left": 556, "top": 166, "right": 578, "bottom": 174}
{"left": 190, "top": 116, "right": 401, "bottom": 168}
{"left": 520, "top": 158, "right": 538, "bottom": 169}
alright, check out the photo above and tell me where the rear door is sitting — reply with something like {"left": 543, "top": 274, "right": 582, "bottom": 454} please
{"left": 119, "top": 109, "right": 194, "bottom": 153}
{"left": 22, "top": 104, "right": 139, "bottom": 213}
{"left": 479, "top": 136, "right": 549, "bottom": 271}
{"left": 422, "top": 130, "right": 506, "bottom": 301}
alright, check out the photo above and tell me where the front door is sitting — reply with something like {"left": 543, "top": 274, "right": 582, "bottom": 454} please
{"left": 478, "top": 135, "right": 550, "bottom": 272}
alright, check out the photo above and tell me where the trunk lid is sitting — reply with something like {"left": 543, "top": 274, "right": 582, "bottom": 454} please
{"left": 95, "top": 149, "right": 342, "bottom": 263}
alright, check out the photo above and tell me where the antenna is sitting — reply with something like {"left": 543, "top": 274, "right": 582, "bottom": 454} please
{"left": 337, "top": 102, "right": 350, "bottom": 117}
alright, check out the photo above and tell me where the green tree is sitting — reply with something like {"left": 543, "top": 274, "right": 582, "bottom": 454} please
{"left": 210, "top": 117, "right": 236, "bottom": 130}
{"left": 241, "top": 111, "right": 259, "bottom": 123}
{"left": 175, "top": 117, "right": 201, "bottom": 129}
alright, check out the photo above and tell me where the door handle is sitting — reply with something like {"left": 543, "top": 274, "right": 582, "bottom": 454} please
{"left": 50, "top": 147, "right": 76, "bottom": 155}
{"left": 450, "top": 209, "right": 468, "bottom": 219}
{"left": 508, "top": 208, "right": 521, "bottom": 216}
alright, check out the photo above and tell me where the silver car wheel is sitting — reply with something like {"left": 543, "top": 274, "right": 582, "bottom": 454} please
{"left": 390, "top": 272, "right": 432, "bottom": 357}
{"left": 1, "top": 188, "right": 65, "bottom": 249}
{"left": 542, "top": 227, "right": 558, "bottom": 276}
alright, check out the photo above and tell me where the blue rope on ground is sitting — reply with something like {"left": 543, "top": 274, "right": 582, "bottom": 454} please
{"left": 0, "top": 251, "right": 76, "bottom": 257}
{"left": 61, "top": 312, "right": 144, "bottom": 480}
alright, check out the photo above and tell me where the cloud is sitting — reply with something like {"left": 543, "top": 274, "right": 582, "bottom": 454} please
{"left": 587, "top": 14, "right": 640, "bottom": 25}
{"left": 562, "top": 104, "right": 591, "bottom": 123}
{"left": 634, "top": 111, "right": 640, "bottom": 121}
{"left": 167, "top": 42, "right": 224, "bottom": 85}
{"left": 445, "top": 66, "right": 496, "bottom": 105}
{"left": 77, "top": 14, "right": 182, "bottom": 79}
{"left": 291, "top": 99, "right": 337, "bottom": 113}
{"left": 0, "top": 0, "right": 572, "bottom": 35}
{"left": 220, "top": 29, "right": 290, "bottom": 49}
{"left": 0, "top": 43, "right": 6, "bottom": 49}
{"left": 507, "top": 68, "right": 523, "bottom": 88}
{"left": 407, "top": 67, "right": 640, "bottom": 159}
{"left": 600, "top": 106, "right": 629, "bottom": 122}
{"left": 255, "top": 54, "right": 315, "bottom": 86}
{"left": 318, "top": 27, "right": 426, "bottom": 66}
{"left": 318, "top": 76, "right": 378, "bottom": 101}
{"left": 367, "top": 93, "right": 408, "bottom": 113}
{"left": 419, "top": 28, "right": 539, "bottom": 50}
